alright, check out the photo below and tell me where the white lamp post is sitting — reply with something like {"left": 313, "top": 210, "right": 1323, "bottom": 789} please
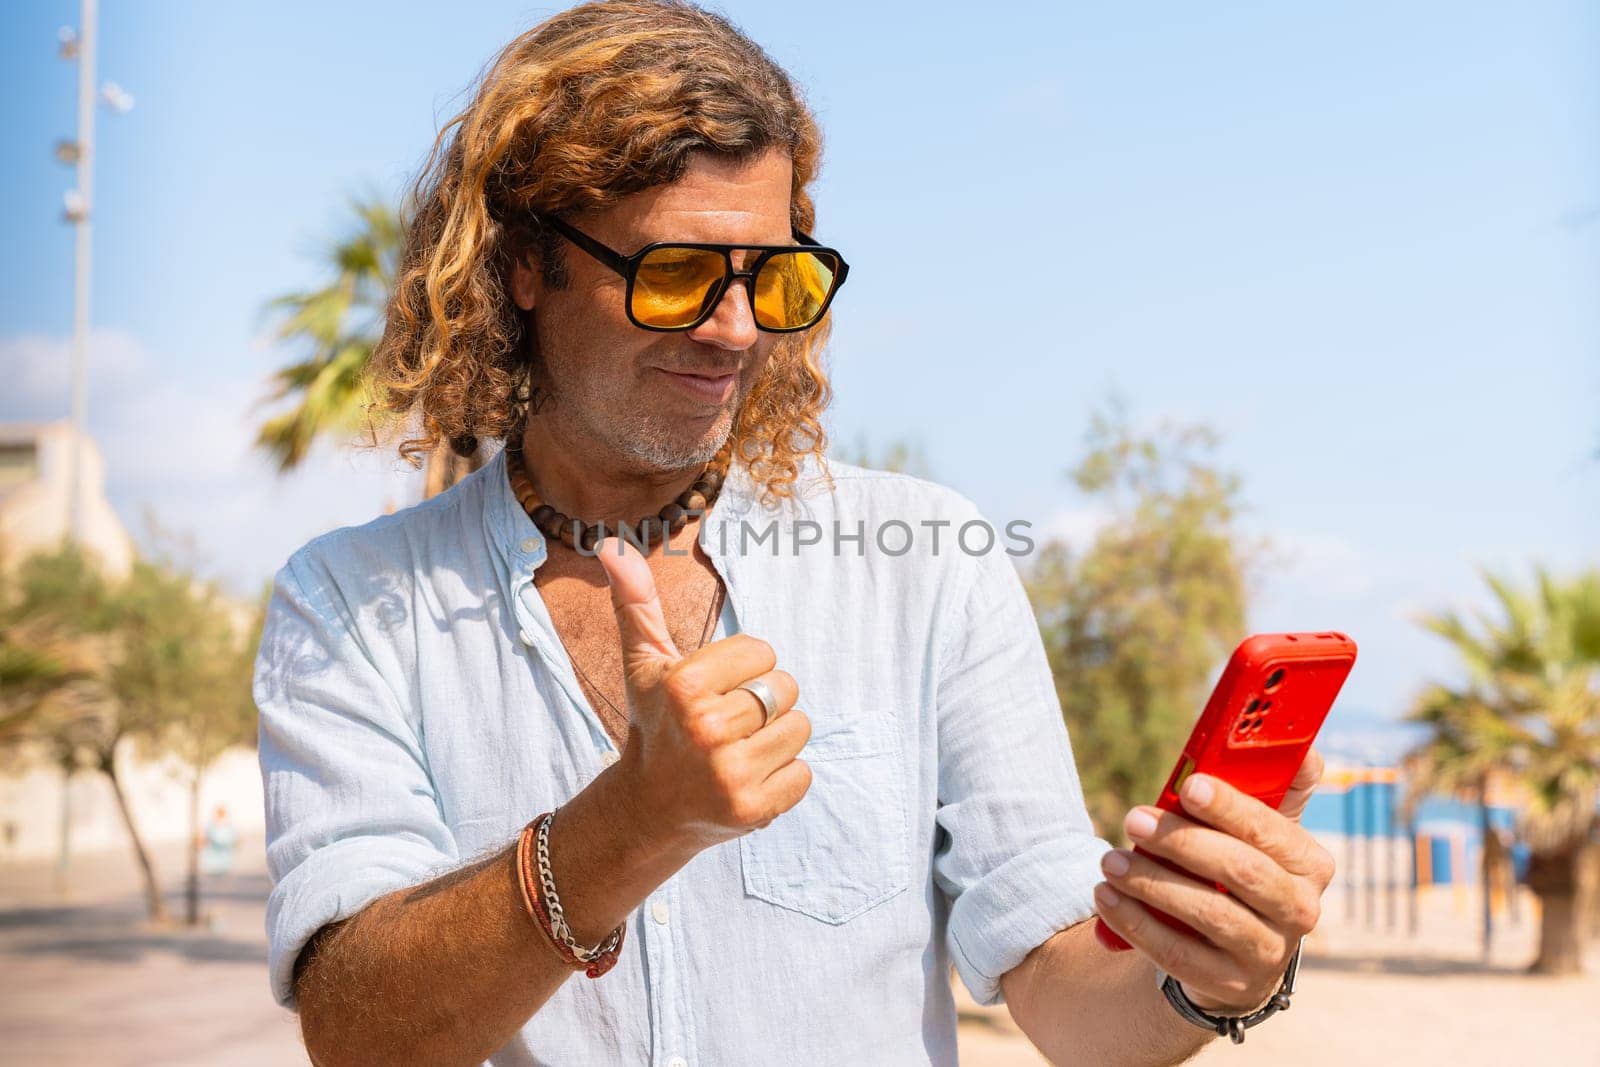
{"left": 56, "top": 1, "right": 133, "bottom": 544}
{"left": 51, "top": 0, "right": 133, "bottom": 895}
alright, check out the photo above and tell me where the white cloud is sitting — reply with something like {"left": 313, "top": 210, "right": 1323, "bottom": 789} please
{"left": 3, "top": 330, "right": 330, "bottom": 486}
{"left": 2, "top": 328, "right": 148, "bottom": 403}
{"left": 1, "top": 330, "right": 421, "bottom": 591}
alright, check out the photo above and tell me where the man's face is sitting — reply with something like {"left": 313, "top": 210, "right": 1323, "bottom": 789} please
{"left": 512, "top": 147, "right": 794, "bottom": 475}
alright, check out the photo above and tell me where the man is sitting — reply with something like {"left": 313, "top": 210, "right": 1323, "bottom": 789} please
{"left": 254, "top": 3, "right": 1335, "bottom": 1064}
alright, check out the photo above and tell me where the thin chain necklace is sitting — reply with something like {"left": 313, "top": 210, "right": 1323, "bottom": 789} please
{"left": 510, "top": 434, "right": 730, "bottom": 732}
{"left": 560, "top": 578, "right": 725, "bottom": 724}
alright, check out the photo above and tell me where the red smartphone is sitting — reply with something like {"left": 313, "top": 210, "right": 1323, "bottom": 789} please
{"left": 1094, "top": 631, "right": 1357, "bottom": 952}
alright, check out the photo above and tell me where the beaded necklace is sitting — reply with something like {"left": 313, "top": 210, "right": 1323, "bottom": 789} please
{"left": 504, "top": 434, "right": 730, "bottom": 553}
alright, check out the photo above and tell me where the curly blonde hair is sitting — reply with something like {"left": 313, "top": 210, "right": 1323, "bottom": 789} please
{"left": 369, "top": 0, "right": 835, "bottom": 505}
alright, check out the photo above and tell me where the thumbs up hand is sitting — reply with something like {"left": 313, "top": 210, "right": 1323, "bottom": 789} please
{"left": 595, "top": 536, "right": 813, "bottom": 854}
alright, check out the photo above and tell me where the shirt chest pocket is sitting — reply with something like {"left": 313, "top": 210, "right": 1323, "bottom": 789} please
{"left": 738, "top": 714, "right": 910, "bottom": 924}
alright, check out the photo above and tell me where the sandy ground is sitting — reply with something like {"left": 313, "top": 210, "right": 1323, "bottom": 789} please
{"left": 954, "top": 888, "right": 1600, "bottom": 1066}
{"left": 2, "top": 840, "right": 1595, "bottom": 1066}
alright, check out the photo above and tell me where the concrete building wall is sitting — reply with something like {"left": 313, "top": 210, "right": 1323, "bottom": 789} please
{"left": 0, "top": 420, "right": 134, "bottom": 580}
{"left": 0, "top": 745, "right": 265, "bottom": 865}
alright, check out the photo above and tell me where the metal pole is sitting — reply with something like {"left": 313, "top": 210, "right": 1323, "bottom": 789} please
{"left": 67, "top": 0, "right": 97, "bottom": 543}
{"left": 1362, "top": 771, "right": 1376, "bottom": 930}
{"left": 1343, "top": 779, "right": 1356, "bottom": 922}
{"left": 1480, "top": 782, "right": 1493, "bottom": 962}
{"left": 55, "top": 764, "right": 73, "bottom": 894}
{"left": 1385, "top": 780, "right": 1397, "bottom": 932}
{"left": 1408, "top": 807, "right": 1420, "bottom": 936}
{"left": 1508, "top": 834, "right": 1522, "bottom": 926}
{"left": 51, "top": 1, "right": 97, "bottom": 893}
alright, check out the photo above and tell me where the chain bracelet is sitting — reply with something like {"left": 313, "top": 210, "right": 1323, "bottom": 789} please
{"left": 534, "top": 811, "right": 624, "bottom": 964}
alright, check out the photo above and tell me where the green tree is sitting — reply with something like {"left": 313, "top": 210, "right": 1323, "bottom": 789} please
{"left": 1, "top": 543, "right": 263, "bottom": 924}
{"left": 1404, "top": 567, "right": 1600, "bottom": 975}
{"left": 0, "top": 611, "right": 96, "bottom": 745}
{"left": 2, "top": 542, "right": 168, "bottom": 919}
{"left": 1026, "top": 408, "right": 1254, "bottom": 839}
{"left": 112, "top": 562, "right": 262, "bottom": 925}
{"left": 257, "top": 194, "right": 479, "bottom": 498}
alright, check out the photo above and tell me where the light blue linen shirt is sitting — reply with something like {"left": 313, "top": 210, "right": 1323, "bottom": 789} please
{"left": 255, "top": 445, "right": 1112, "bottom": 1065}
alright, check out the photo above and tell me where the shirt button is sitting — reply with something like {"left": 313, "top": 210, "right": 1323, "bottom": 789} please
{"left": 667, "top": 1057, "right": 687, "bottom": 1067}
{"left": 518, "top": 630, "right": 536, "bottom": 648}
{"left": 520, "top": 537, "right": 539, "bottom": 552}
{"left": 601, "top": 750, "right": 620, "bottom": 767}
{"left": 651, "top": 901, "right": 670, "bottom": 926}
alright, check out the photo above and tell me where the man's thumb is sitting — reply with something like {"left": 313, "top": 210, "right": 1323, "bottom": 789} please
{"left": 595, "top": 535, "right": 682, "bottom": 673}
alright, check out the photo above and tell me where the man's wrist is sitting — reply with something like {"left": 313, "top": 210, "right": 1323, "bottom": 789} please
{"left": 531, "top": 757, "right": 697, "bottom": 948}
{"left": 1154, "top": 937, "right": 1305, "bottom": 1045}
{"left": 592, "top": 752, "right": 701, "bottom": 871}
{"left": 1179, "top": 980, "right": 1277, "bottom": 1017}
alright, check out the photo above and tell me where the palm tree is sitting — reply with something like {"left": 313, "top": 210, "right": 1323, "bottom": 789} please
{"left": 256, "top": 194, "right": 479, "bottom": 498}
{"left": 1405, "top": 567, "right": 1600, "bottom": 975}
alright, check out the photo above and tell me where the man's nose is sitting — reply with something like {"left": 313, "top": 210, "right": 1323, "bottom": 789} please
{"left": 686, "top": 278, "right": 759, "bottom": 351}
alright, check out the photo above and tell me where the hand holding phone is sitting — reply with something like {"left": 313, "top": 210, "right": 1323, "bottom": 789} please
{"left": 1094, "top": 631, "right": 1356, "bottom": 952}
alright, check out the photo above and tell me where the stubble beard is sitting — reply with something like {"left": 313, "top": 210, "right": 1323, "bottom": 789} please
{"left": 547, "top": 363, "right": 742, "bottom": 476}
{"left": 617, "top": 403, "right": 734, "bottom": 471}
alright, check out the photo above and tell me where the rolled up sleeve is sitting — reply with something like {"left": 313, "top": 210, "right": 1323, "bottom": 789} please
{"left": 254, "top": 551, "right": 459, "bottom": 1011}
{"left": 931, "top": 527, "right": 1113, "bottom": 1006}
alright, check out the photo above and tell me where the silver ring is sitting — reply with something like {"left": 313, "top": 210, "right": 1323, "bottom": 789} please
{"left": 736, "top": 678, "right": 780, "bottom": 727}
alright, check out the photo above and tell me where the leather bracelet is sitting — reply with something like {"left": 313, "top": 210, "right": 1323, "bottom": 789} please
{"left": 514, "top": 811, "right": 626, "bottom": 979}
{"left": 1156, "top": 936, "right": 1303, "bottom": 1045}
{"left": 513, "top": 819, "right": 573, "bottom": 968}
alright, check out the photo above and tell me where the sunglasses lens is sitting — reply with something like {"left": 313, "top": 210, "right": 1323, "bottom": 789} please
{"left": 629, "top": 245, "right": 840, "bottom": 331}
{"left": 754, "top": 251, "right": 838, "bottom": 330}
{"left": 632, "top": 247, "right": 727, "bottom": 327}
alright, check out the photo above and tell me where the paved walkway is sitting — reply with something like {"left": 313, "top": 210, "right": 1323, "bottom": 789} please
{"left": 0, "top": 839, "right": 304, "bottom": 1066}
{"left": 3, "top": 839, "right": 1596, "bottom": 1065}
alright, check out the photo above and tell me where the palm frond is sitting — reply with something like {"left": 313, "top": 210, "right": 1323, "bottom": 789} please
{"left": 255, "top": 193, "right": 404, "bottom": 474}
{"left": 1407, "top": 567, "right": 1600, "bottom": 856}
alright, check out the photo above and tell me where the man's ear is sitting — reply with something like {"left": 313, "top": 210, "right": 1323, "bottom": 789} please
{"left": 509, "top": 254, "right": 539, "bottom": 312}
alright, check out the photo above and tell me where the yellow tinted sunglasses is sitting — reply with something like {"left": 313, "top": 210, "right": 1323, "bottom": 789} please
{"left": 535, "top": 213, "right": 849, "bottom": 333}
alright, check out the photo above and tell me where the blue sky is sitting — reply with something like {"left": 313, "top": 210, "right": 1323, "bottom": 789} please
{"left": 2, "top": 1, "right": 1596, "bottom": 721}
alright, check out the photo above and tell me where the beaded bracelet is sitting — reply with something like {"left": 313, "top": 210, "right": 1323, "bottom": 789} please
{"left": 514, "top": 811, "right": 626, "bottom": 979}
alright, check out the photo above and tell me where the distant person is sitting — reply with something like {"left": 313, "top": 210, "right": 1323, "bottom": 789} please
{"left": 200, "top": 805, "right": 236, "bottom": 877}
{"left": 254, "top": 2, "right": 1337, "bottom": 1063}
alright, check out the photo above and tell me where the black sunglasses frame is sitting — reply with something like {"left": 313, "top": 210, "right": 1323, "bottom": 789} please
{"left": 534, "top": 213, "right": 850, "bottom": 334}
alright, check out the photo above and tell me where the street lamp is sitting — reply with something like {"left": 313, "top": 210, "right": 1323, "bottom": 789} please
{"left": 50, "top": 0, "right": 131, "bottom": 896}
{"left": 54, "top": 2, "right": 133, "bottom": 544}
